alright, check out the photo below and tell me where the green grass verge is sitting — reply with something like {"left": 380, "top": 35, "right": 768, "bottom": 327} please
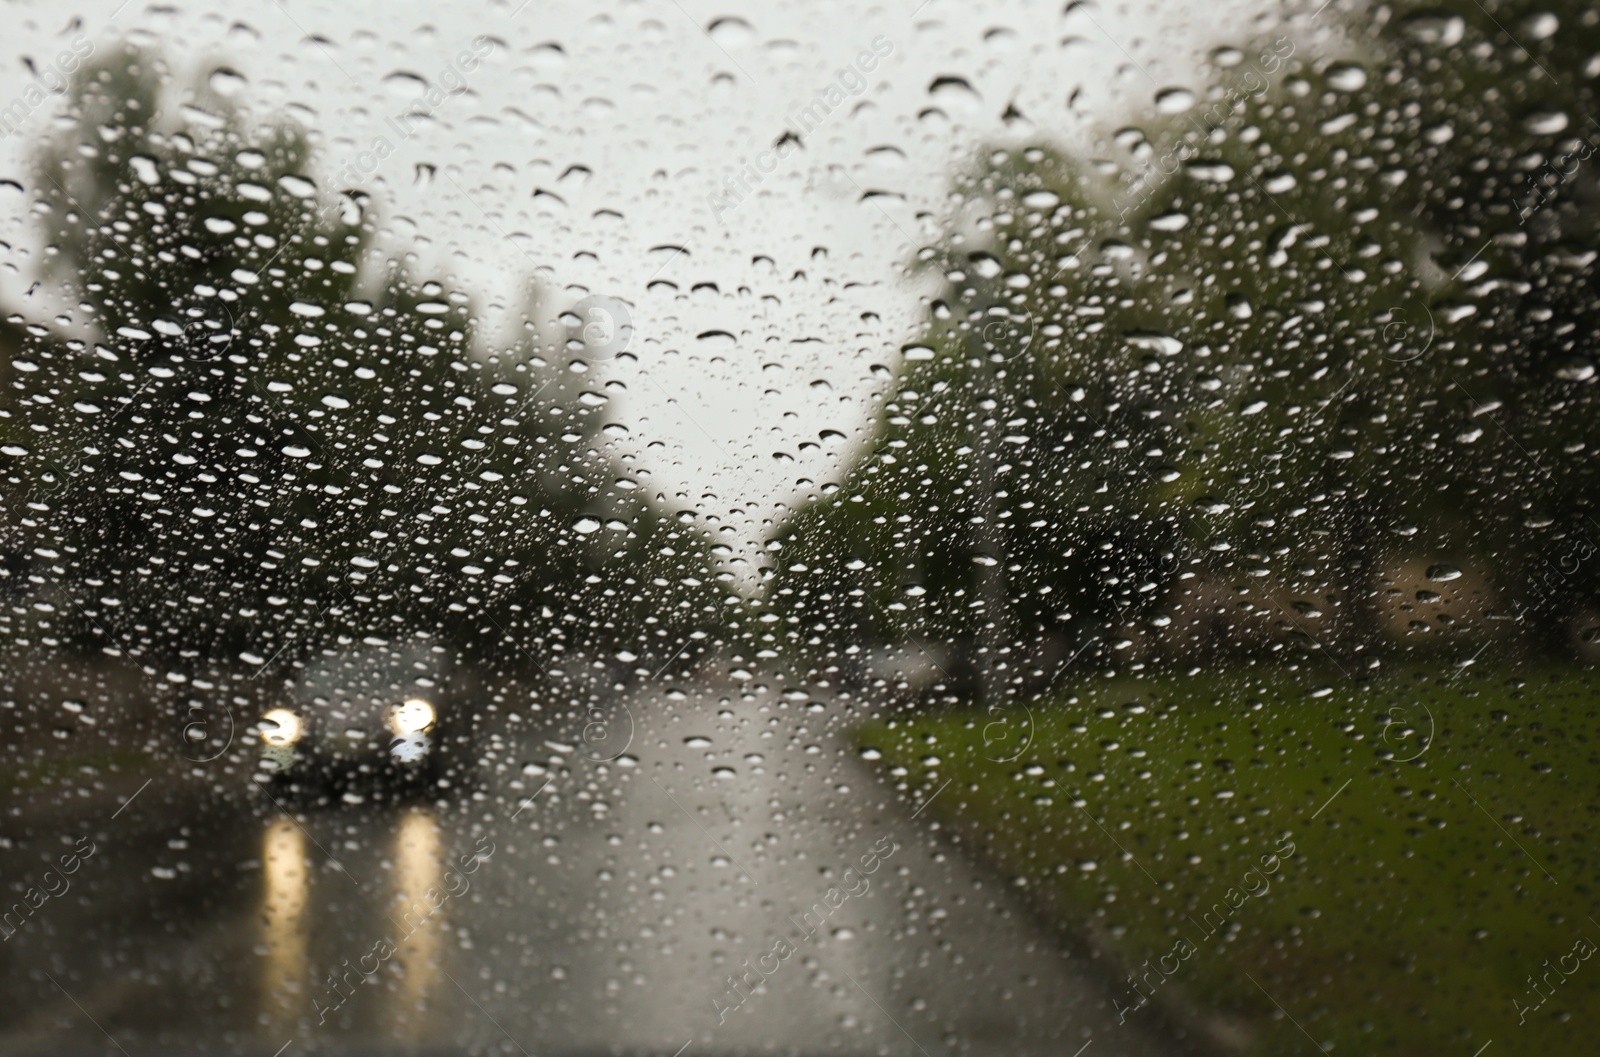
{"left": 1, "top": 746, "right": 159, "bottom": 794}
{"left": 857, "top": 665, "right": 1600, "bottom": 1056}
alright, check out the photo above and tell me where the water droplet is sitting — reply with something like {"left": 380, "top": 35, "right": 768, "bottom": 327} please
{"left": 277, "top": 174, "right": 316, "bottom": 199}
{"left": 1524, "top": 12, "right": 1559, "bottom": 40}
{"left": 1553, "top": 357, "right": 1595, "bottom": 382}
{"left": 1154, "top": 87, "right": 1195, "bottom": 113}
{"left": 1185, "top": 160, "right": 1235, "bottom": 183}
{"left": 928, "top": 75, "right": 982, "bottom": 110}
{"left": 707, "top": 16, "right": 756, "bottom": 47}
{"left": 1262, "top": 171, "right": 1297, "bottom": 194}
{"left": 1123, "top": 331, "right": 1184, "bottom": 356}
{"left": 208, "top": 67, "right": 247, "bottom": 97}
{"left": 1325, "top": 63, "right": 1367, "bottom": 91}
{"left": 1523, "top": 110, "right": 1569, "bottom": 135}
{"left": 1401, "top": 11, "right": 1465, "bottom": 45}
{"left": 381, "top": 71, "right": 429, "bottom": 98}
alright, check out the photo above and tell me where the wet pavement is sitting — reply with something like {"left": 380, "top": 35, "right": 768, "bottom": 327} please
{"left": 0, "top": 671, "right": 1187, "bottom": 1057}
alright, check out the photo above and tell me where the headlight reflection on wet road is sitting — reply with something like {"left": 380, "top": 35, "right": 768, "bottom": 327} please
{"left": 388, "top": 806, "right": 445, "bottom": 1034}
{"left": 258, "top": 816, "right": 309, "bottom": 1034}
{"left": 257, "top": 805, "right": 449, "bottom": 1043}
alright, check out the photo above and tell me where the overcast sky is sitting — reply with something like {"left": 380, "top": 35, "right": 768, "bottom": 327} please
{"left": 0, "top": 0, "right": 1309, "bottom": 566}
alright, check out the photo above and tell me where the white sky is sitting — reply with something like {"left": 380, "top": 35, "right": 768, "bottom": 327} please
{"left": 0, "top": 0, "right": 1306, "bottom": 567}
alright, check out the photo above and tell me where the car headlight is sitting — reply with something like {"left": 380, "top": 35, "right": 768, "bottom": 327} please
{"left": 260, "top": 708, "right": 303, "bottom": 746}
{"left": 387, "top": 698, "right": 435, "bottom": 735}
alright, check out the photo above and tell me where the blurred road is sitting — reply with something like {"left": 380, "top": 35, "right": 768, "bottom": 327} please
{"left": 0, "top": 670, "right": 1188, "bottom": 1057}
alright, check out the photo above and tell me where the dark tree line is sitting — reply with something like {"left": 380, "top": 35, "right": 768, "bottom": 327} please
{"left": 770, "top": 0, "right": 1600, "bottom": 698}
{"left": 0, "top": 45, "right": 722, "bottom": 680}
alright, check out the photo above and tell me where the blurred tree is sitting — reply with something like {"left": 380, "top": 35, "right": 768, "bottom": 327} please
{"left": 773, "top": 0, "right": 1600, "bottom": 687}
{"left": 0, "top": 45, "right": 714, "bottom": 680}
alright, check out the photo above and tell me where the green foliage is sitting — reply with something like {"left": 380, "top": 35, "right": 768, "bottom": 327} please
{"left": 0, "top": 45, "right": 712, "bottom": 672}
{"left": 775, "top": 0, "right": 1600, "bottom": 678}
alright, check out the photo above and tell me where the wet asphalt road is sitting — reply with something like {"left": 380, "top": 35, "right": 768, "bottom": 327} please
{"left": 0, "top": 672, "right": 1189, "bottom": 1057}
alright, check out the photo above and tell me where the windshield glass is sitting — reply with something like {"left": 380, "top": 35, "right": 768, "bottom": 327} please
{"left": 3, "top": 2, "right": 1599, "bottom": 1055}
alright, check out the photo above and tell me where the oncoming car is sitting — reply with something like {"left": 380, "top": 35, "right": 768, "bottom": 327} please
{"left": 254, "top": 643, "right": 454, "bottom": 793}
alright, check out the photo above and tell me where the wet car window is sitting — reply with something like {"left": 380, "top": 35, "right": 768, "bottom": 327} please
{"left": 3, "top": 1, "right": 1599, "bottom": 1055}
